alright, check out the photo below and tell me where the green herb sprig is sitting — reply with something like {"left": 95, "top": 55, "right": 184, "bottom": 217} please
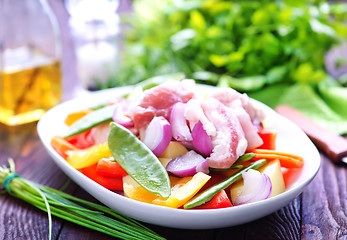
{"left": 0, "top": 159, "right": 165, "bottom": 240}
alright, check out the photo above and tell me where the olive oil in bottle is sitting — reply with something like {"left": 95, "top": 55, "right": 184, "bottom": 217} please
{"left": 0, "top": 49, "right": 62, "bottom": 126}
{"left": 0, "top": 0, "right": 62, "bottom": 126}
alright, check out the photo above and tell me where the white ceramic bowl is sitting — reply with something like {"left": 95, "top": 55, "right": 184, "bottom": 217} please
{"left": 37, "top": 86, "right": 320, "bottom": 229}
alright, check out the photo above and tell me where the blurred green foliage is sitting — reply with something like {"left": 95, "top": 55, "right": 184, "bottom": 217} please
{"left": 103, "top": 0, "right": 347, "bottom": 134}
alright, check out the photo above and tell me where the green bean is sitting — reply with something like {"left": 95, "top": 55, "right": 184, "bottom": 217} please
{"left": 108, "top": 122, "right": 171, "bottom": 198}
{"left": 64, "top": 104, "right": 117, "bottom": 138}
{"left": 235, "top": 153, "right": 256, "bottom": 163}
{"left": 210, "top": 153, "right": 256, "bottom": 172}
{"left": 183, "top": 159, "right": 268, "bottom": 209}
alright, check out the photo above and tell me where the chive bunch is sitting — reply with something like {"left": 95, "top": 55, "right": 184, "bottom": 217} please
{"left": 0, "top": 159, "right": 165, "bottom": 240}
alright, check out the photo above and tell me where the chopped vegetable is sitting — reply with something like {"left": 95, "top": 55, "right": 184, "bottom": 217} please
{"left": 194, "top": 189, "right": 232, "bottom": 209}
{"left": 96, "top": 158, "right": 128, "bottom": 178}
{"left": 65, "top": 129, "right": 94, "bottom": 149}
{"left": 257, "top": 129, "right": 277, "bottom": 150}
{"left": 235, "top": 153, "right": 257, "bottom": 164}
{"left": 258, "top": 159, "right": 285, "bottom": 197}
{"left": 184, "top": 159, "right": 268, "bottom": 209}
{"left": 79, "top": 164, "right": 123, "bottom": 191}
{"left": 191, "top": 121, "right": 213, "bottom": 156}
{"left": 66, "top": 142, "right": 112, "bottom": 169}
{"left": 51, "top": 136, "right": 77, "bottom": 158}
{"left": 166, "top": 150, "right": 209, "bottom": 177}
{"left": 233, "top": 169, "right": 272, "bottom": 206}
{"left": 108, "top": 122, "right": 171, "bottom": 198}
{"left": 152, "top": 172, "right": 211, "bottom": 208}
{"left": 53, "top": 80, "right": 305, "bottom": 210}
{"left": 123, "top": 175, "right": 162, "bottom": 203}
{"left": 250, "top": 149, "right": 304, "bottom": 168}
{"left": 160, "top": 141, "right": 188, "bottom": 159}
{"left": 64, "top": 109, "right": 94, "bottom": 126}
{"left": 141, "top": 116, "right": 172, "bottom": 157}
{"left": 64, "top": 104, "right": 117, "bottom": 138}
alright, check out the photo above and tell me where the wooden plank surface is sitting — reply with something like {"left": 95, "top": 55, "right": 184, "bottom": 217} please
{"left": 0, "top": 1, "right": 346, "bottom": 239}
{"left": 1, "top": 122, "right": 346, "bottom": 239}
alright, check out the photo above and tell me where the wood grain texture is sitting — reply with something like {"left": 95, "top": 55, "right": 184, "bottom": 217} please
{"left": 2, "top": 123, "right": 344, "bottom": 240}
{"left": 301, "top": 154, "right": 347, "bottom": 240}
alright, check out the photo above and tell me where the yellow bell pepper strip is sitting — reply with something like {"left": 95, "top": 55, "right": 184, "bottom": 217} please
{"left": 123, "top": 175, "right": 181, "bottom": 204}
{"left": 64, "top": 109, "right": 94, "bottom": 126}
{"left": 66, "top": 142, "right": 112, "bottom": 169}
{"left": 152, "top": 172, "right": 211, "bottom": 208}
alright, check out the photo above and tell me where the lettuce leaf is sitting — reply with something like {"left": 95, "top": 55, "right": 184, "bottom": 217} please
{"left": 251, "top": 83, "right": 347, "bottom": 135}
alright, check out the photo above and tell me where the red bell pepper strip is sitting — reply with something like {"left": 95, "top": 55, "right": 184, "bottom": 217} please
{"left": 194, "top": 189, "right": 233, "bottom": 209}
{"left": 65, "top": 129, "right": 94, "bottom": 149}
{"left": 257, "top": 129, "right": 277, "bottom": 150}
{"left": 96, "top": 158, "right": 128, "bottom": 178}
{"left": 79, "top": 164, "right": 123, "bottom": 191}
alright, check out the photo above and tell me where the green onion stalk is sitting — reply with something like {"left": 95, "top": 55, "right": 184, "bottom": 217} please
{"left": 0, "top": 159, "right": 165, "bottom": 240}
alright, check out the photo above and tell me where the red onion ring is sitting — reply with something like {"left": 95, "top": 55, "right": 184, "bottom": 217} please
{"left": 141, "top": 116, "right": 172, "bottom": 157}
{"left": 170, "top": 102, "right": 193, "bottom": 142}
{"left": 233, "top": 169, "right": 272, "bottom": 206}
{"left": 192, "top": 121, "right": 213, "bottom": 156}
{"left": 166, "top": 150, "right": 209, "bottom": 177}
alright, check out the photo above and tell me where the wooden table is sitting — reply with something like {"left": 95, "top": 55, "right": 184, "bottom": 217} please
{"left": 1, "top": 1, "right": 346, "bottom": 239}
{"left": 0, "top": 121, "right": 346, "bottom": 240}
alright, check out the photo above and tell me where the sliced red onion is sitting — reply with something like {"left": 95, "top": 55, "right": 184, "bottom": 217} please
{"left": 166, "top": 150, "right": 209, "bottom": 177}
{"left": 170, "top": 102, "right": 193, "bottom": 142}
{"left": 192, "top": 121, "right": 213, "bottom": 156}
{"left": 141, "top": 116, "right": 172, "bottom": 157}
{"left": 234, "top": 169, "right": 272, "bottom": 206}
{"left": 112, "top": 100, "right": 134, "bottom": 128}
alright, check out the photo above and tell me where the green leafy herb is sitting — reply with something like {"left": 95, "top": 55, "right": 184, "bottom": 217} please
{"left": 0, "top": 159, "right": 165, "bottom": 240}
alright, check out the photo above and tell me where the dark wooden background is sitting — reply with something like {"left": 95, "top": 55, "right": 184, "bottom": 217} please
{"left": 0, "top": 1, "right": 346, "bottom": 239}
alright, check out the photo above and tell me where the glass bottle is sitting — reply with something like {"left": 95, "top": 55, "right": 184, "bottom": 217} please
{"left": 0, "top": 0, "right": 62, "bottom": 126}
{"left": 65, "top": 0, "right": 119, "bottom": 90}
